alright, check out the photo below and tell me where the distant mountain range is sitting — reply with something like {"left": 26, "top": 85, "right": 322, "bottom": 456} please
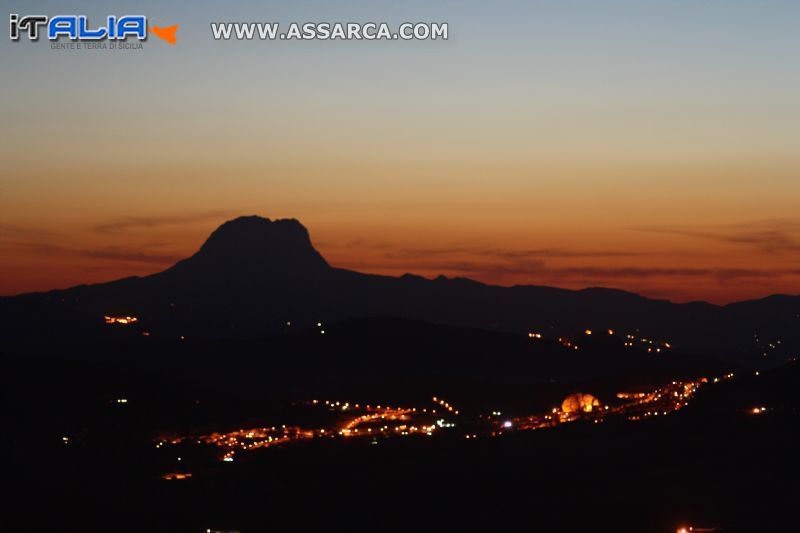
{"left": 2, "top": 216, "right": 798, "bottom": 368}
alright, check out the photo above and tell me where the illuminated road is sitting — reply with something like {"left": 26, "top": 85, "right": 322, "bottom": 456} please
{"left": 160, "top": 398, "right": 457, "bottom": 463}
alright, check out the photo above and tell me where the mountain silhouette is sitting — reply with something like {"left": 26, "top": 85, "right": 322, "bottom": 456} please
{"left": 162, "top": 216, "right": 330, "bottom": 281}
{"left": 1, "top": 215, "right": 798, "bottom": 368}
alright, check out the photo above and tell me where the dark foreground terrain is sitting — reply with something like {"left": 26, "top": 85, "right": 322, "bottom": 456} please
{"left": 4, "top": 319, "right": 798, "bottom": 532}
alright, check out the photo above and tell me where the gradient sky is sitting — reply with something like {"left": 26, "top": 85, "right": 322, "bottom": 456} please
{"left": 2, "top": 1, "right": 799, "bottom": 303}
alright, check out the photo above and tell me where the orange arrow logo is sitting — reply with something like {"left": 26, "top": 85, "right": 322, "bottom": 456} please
{"left": 151, "top": 24, "right": 178, "bottom": 45}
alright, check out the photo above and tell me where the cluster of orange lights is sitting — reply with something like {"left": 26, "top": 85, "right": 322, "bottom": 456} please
{"left": 157, "top": 371, "right": 740, "bottom": 481}
{"left": 104, "top": 315, "right": 138, "bottom": 325}
{"left": 512, "top": 373, "right": 738, "bottom": 431}
{"left": 160, "top": 399, "right": 459, "bottom": 466}
{"left": 432, "top": 396, "right": 459, "bottom": 415}
{"left": 623, "top": 334, "right": 672, "bottom": 351}
{"left": 622, "top": 380, "right": 701, "bottom": 420}
{"left": 163, "top": 425, "right": 313, "bottom": 463}
{"left": 339, "top": 408, "right": 425, "bottom": 436}
{"left": 557, "top": 338, "right": 579, "bottom": 350}
{"left": 162, "top": 472, "right": 192, "bottom": 481}
{"left": 529, "top": 328, "right": 618, "bottom": 349}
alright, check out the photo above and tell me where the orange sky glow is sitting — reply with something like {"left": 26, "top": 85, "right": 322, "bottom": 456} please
{"left": 2, "top": 2, "right": 799, "bottom": 303}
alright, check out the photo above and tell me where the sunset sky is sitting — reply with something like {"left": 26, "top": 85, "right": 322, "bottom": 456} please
{"left": 2, "top": 0, "right": 799, "bottom": 303}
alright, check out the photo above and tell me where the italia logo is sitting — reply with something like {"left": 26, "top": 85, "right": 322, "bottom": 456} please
{"left": 9, "top": 14, "right": 178, "bottom": 44}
